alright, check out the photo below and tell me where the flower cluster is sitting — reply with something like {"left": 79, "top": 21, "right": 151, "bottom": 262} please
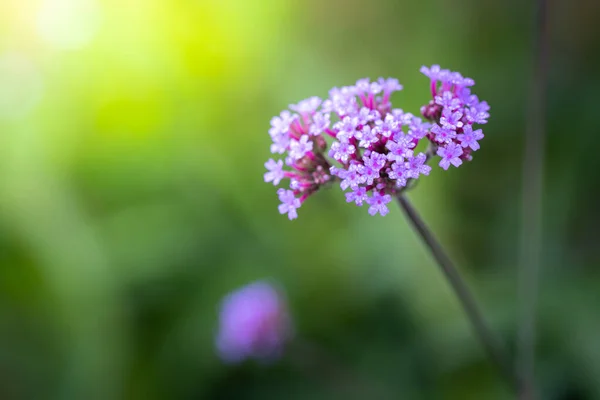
{"left": 419, "top": 65, "right": 489, "bottom": 170}
{"left": 265, "top": 66, "right": 490, "bottom": 219}
{"left": 216, "top": 281, "right": 292, "bottom": 364}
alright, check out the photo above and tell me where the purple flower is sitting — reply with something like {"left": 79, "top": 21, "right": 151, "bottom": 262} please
{"left": 368, "top": 81, "right": 382, "bottom": 95}
{"left": 277, "top": 189, "right": 301, "bottom": 220}
{"left": 475, "top": 100, "right": 490, "bottom": 113}
{"left": 329, "top": 165, "right": 341, "bottom": 177}
{"left": 447, "top": 71, "right": 468, "bottom": 87}
{"left": 265, "top": 67, "right": 490, "bottom": 219}
{"left": 345, "top": 186, "right": 368, "bottom": 206}
{"left": 447, "top": 72, "right": 475, "bottom": 87}
{"left": 334, "top": 116, "right": 358, "bottom": 142}
{"left": 457, "top": 125, "right": 484, "bottom": 151}
{"left": 431, "top": 123, "right": 456, "bottom": 144}
{"left": 388, "top": 162, "right": 408, "bottom": 187}
{"left": 435, "top": 91, "right": 462, "bottom": 110}
{"left": 269, "top": 111, "right": 296, "bottom": 137}
{"left": 386, "top": 135, "right": 414, "bottom": 163}
{"left": 216, "top": 281, "right": 292, "bottom": 364}
{"left": 309, "top": 112, "right": 330, "bottom": 136}
{"left": 354, "top": 78, "right": 384, "bottom": 97}
{"left": 355, "top": 78, "right": 375, "bottom": 95}
{"left": 329, "top": 141, "right": 355, "bottom": 162}
{"left": 324, "top": 86, "right": 359, "bottom": 116}
{"left": 456, "top": 87, "right": 475, "bottom": 106}
{"left": 407, "top": 117, "right": 430, "bottom": 140}
{"left": 404, "top": 153, "right": 432, "bottom": 179}
{"left": 378, "top": 77, "right": 403, "bottom": 94}
{"left": 264, "top": 159, "right": 284, "bottom": 185}
{"left": 374, "top": 114, "right": 399, "bottom": 138}
{"left": 440, "top": 108, "right": 464, "bottom": 130}
{"left": 339, "top": 163, "right": 366, "bottom": 190}
{"left": 356, "top": 125, "right": 379, "bottom": 148}
{"left": 361, "top": 152, "right": 386, "bottom": 185}
{"left": 464, "top": 106, "right": 489, "bottom": 124}
{"left": 391, "top": 108, "right": 405, "bottom": 120}
{"left": 366, "top": 192, "right": 392, "bottom": 216}
{"left": 290, "top": 96, "right": 321, "bottom": 115}
{"left": 289, "top": 135, "right": 313, "bottom": 160}
{"left": 270, "top": 132, "right": 290, "bottom": 154}
{"left": 356, "top": 107, "right": 379, "bottom": 125}
{"left": 437, "top": 143, "right": 464, "bottom": 170}
{"left": 420, "top": 64, "right": 444, "bottom": 81}
{"left": 268, "top": 112, "right": 297, "bottom": 154}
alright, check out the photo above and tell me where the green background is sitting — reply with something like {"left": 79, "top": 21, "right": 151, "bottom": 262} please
{"left": 0, "top": 0, "right": 598, "bottom": 399}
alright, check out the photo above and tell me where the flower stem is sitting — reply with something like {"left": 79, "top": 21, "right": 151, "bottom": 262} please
{"left": 518, "top": 0, "right": 549, "bottom": 397}
{"left": 396, "top": 194, "right": 518, "bottom": 392}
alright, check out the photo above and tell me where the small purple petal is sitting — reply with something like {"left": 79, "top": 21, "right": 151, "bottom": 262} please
{"left": 264, "top": 159, "right": 285, "bottom": 185}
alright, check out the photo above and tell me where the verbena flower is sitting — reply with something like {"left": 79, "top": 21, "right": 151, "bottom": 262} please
{"left": 216, "top": 281, "right": 292, "bottom": 364}
{"left": 265, "top": 66, "right": 489, "bottom": 219}
{"left": 419, "top": 64, "right": 489, "bottom": 170}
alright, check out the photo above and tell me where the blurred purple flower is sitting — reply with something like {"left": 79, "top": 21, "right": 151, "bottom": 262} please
{"left": 264, "top": 159, "right": 284, "bottom": 185}
{"left": 216, "top": 281, "right": 292, "bottom": 364}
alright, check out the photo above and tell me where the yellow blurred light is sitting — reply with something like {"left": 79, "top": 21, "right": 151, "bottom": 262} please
{"left": 36, "top": 0, "right": 101, "bottom": 50}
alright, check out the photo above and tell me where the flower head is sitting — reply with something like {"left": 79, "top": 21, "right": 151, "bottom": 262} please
{"left": 264, "top": 66, "right": 490, "bottom": 219}
{"left": 216, "top": 281, "right": 292, "bottom": 364}
{"left": 420, "top": 64, "right": 490, "bottom": 168}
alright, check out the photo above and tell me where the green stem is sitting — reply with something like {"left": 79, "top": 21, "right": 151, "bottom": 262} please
{"left": 518, "top": 0, "right": 549, "bottom": 397}
{"left": 396, "top": 194, "right": 518, "bottom": 392}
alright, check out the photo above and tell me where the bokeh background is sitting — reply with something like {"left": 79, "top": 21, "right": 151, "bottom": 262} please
{"left": 0, "top": 0, "right": 598, "bottom": 399}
